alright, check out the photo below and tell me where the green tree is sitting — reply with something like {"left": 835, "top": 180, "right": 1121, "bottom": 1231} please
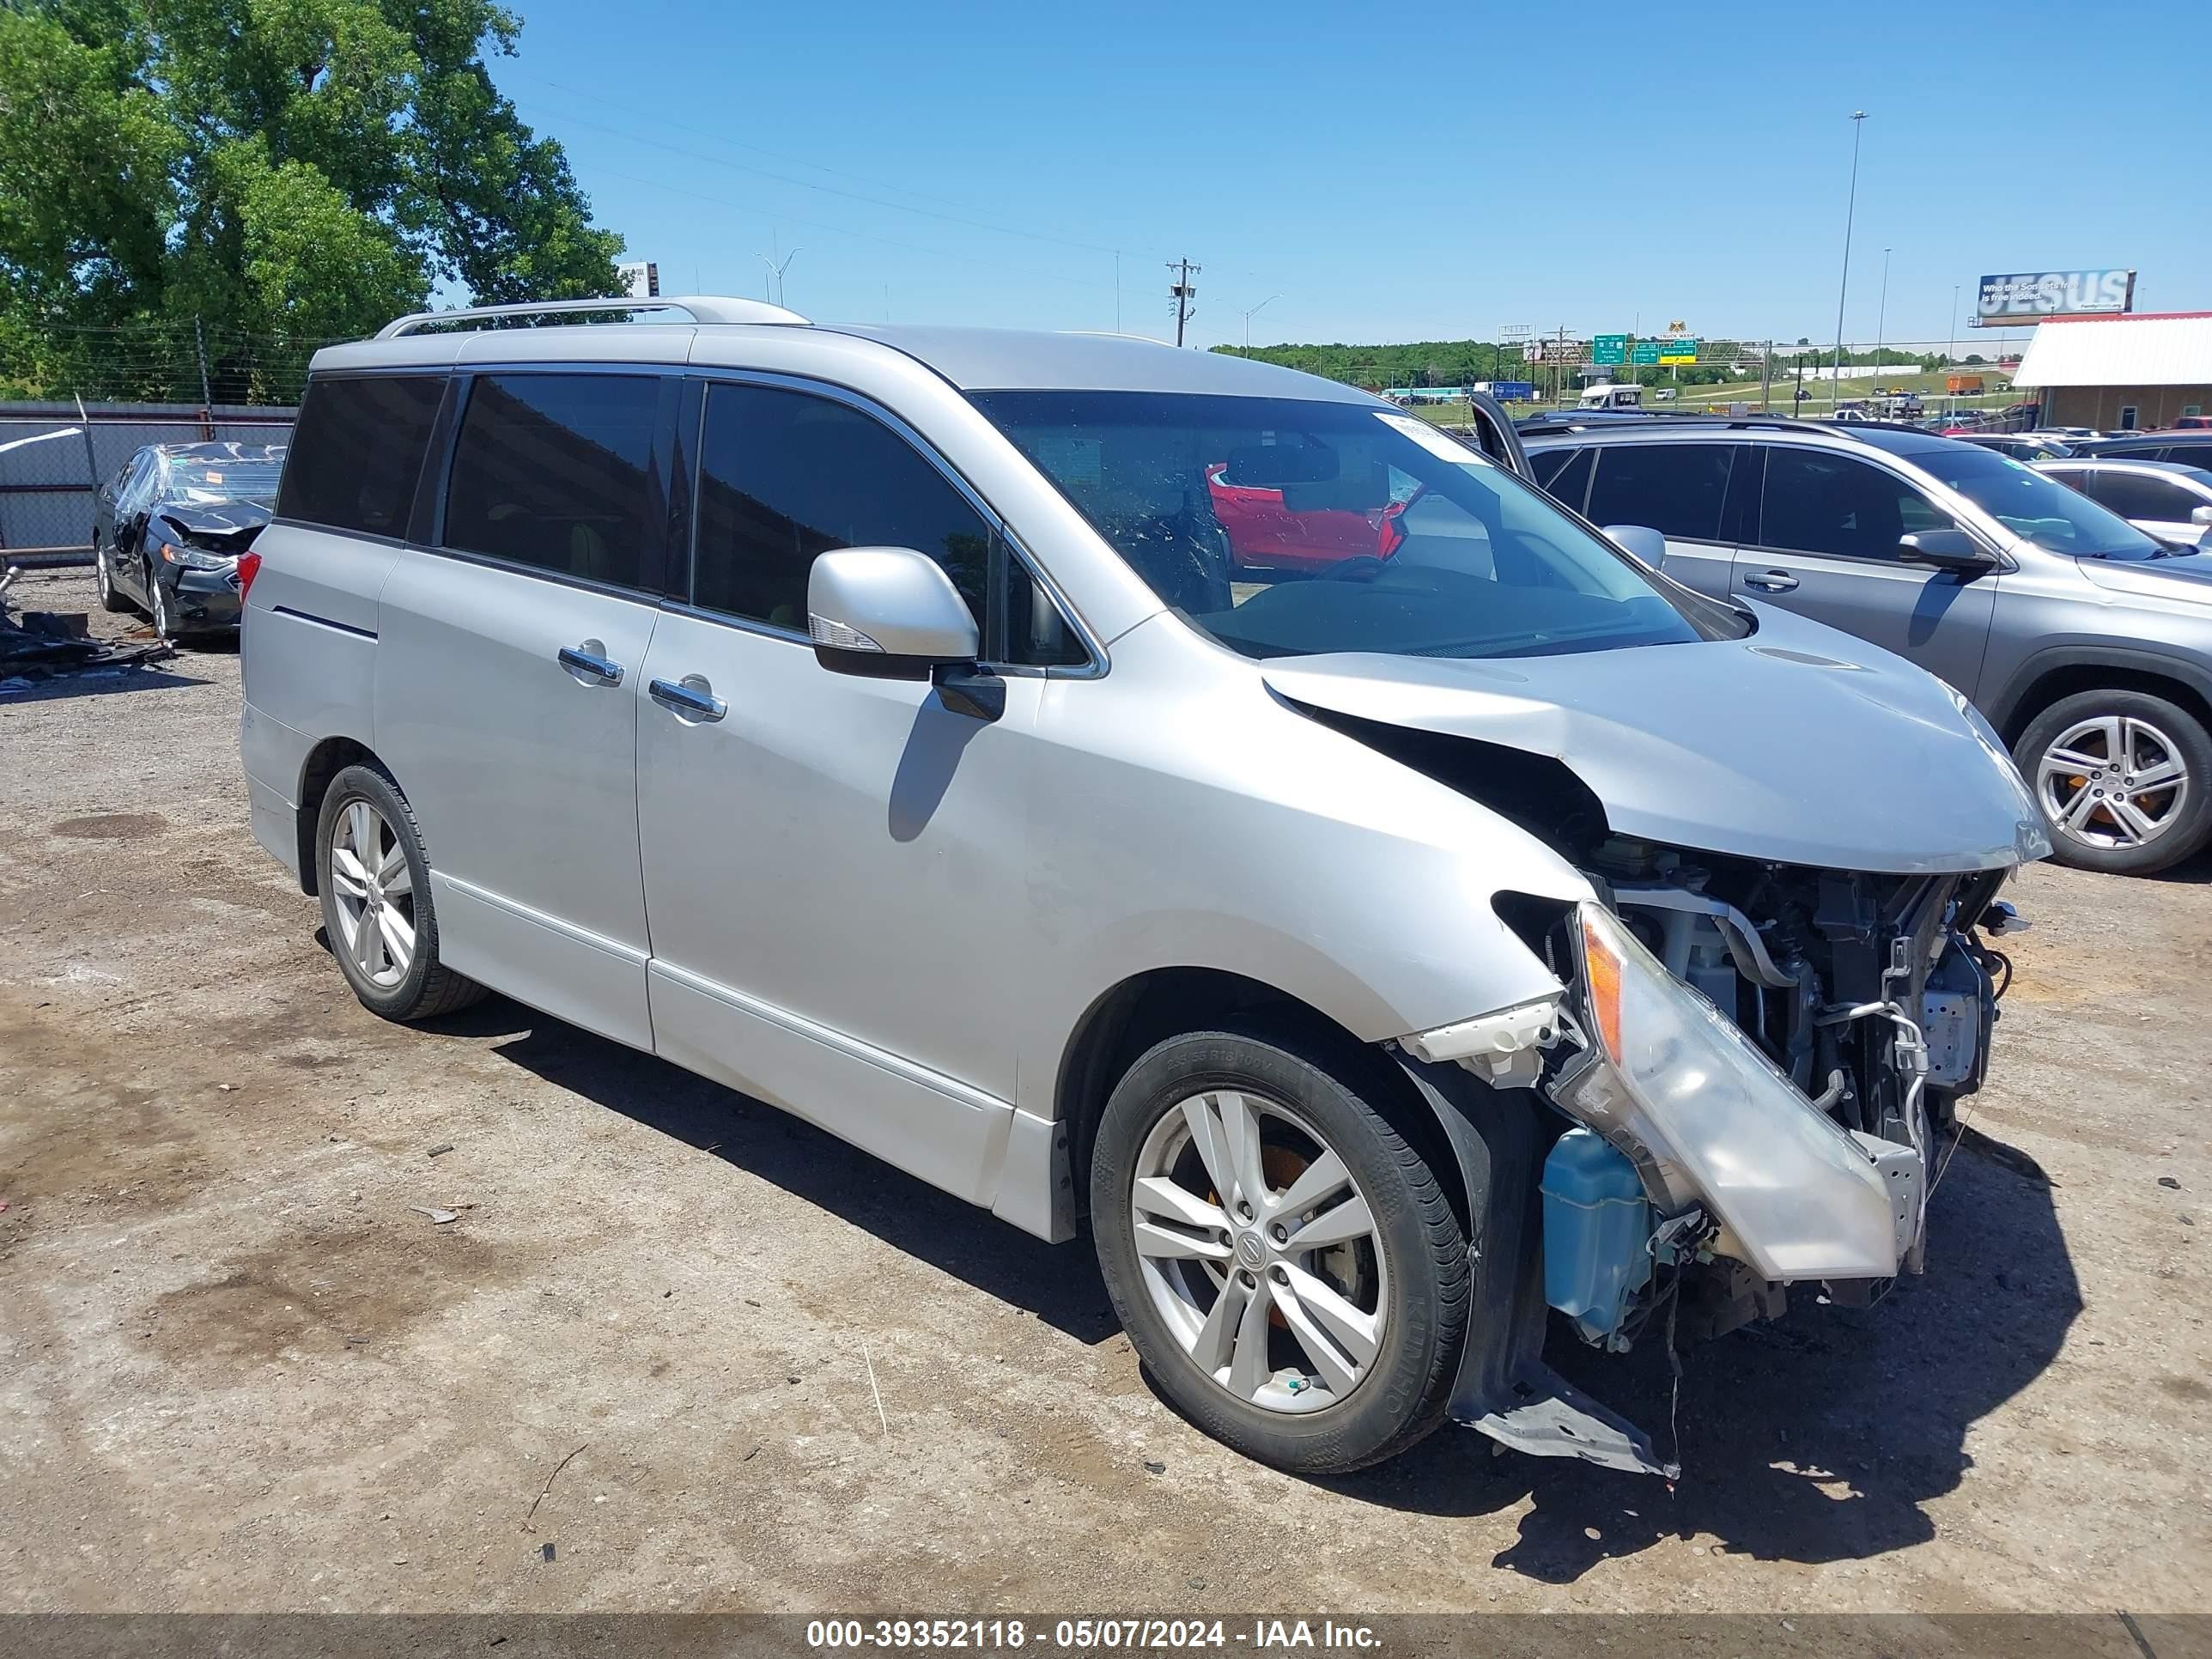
{"left": 0, "top": 0, "right": 624, "bottom": 401}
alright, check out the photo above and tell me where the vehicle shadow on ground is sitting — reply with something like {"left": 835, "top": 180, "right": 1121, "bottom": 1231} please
{"left": 0, "top": 664, "right": 202, "bottom": 703}
{"left": 448, "top": 1002, "right": 1121, "bottom": 1346}
{"left": 2145, "top": 841, "right": 2212, "bottom": 885}
{"left": 426, "top": 998, "right": 2079, "bottom": 1577}
{"left": 1316, "top": 1131, "right": 2082, "bottom": 1579}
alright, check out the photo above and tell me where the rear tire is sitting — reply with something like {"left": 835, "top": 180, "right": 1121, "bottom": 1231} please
{"left": 2014, "top": 689, "right": 2212, "bottom": 875}
{"left": 314, "top": 763, "right": 486, "bottom": 1021}
{"left": 95, "top": 550, "right": 131, "bottom": 613}
{"left": 1090, "top": 1023, "right": 1468, "bottom": 1474}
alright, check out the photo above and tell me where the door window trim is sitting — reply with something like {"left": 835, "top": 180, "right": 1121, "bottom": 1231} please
{"left": 672, "top": 367, "right": 1106, "bottom": 679}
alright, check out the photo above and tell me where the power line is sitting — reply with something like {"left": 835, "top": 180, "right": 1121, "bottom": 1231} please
{"left": 550, "top": 108, "right": 1123, "bottom": 259}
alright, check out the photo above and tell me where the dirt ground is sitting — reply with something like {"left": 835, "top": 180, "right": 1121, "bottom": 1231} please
{"left": 2, "top": 564, "right": 2208, "bottom": 1616}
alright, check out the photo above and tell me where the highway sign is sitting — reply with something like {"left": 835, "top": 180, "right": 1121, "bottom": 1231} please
{"left": 1592, "top": 334, "right": 1629, "bottom": 366}
{"left": 1633, "top": 337, "right": 1699, "bottom": 365}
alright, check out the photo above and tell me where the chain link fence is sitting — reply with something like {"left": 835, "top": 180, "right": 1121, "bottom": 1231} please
{"left": 0, "top": 402, "right": 296, "bottom": 561}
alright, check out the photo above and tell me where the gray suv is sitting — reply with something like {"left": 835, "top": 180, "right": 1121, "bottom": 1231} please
{"left": 240, "top": 301, "right": 2041, "bottom": 1481}
{"left": 1526, "top": 416, "right": 2212, "bottom": 874}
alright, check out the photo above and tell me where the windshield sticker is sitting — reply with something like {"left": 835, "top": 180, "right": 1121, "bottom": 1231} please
{"left": 1375, "top": 412, "right": 1492, "bottom": 468}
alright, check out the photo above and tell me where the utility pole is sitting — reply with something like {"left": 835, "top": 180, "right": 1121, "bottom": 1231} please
{"left": 1167, "top": 259, "right": 1200, "bottom": 347}
{"left": 1759, "top": 340, "right": 1773, "bottom": 412}
{"left": 1832, "top": 110, "right": 1868, "bottom": 403}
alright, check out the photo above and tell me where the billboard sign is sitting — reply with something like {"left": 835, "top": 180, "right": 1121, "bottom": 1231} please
{"left": 617, "top": 260, "right": 659, "bottom": 300}
{"left": 1521, "top": 337, "right": 1584, "bottom": 364}
{"left": 1973, "top": 268, "right": 2132, "bottom": 325}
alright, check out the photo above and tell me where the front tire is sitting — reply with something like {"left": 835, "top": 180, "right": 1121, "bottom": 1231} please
{"left": 146, "top": 562, "right": 174, "bottom": 638}
{"left": 2014, "top": 690, "right": 2212, "bottom": 875}
{"left": 314, "top": 763, "right": 486, "bottom": 1021}
{"left": 1091, "top": 1024, "right": 1468, "bottom": 1474}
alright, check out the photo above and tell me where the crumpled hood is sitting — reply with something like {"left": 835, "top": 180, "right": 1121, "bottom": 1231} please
{"left": 1265, "top": 604, "right": 2050, "bottom": 873}
{"left": 155, "top": 498, "right": 271, "bottom": 541}
{"left": 2076, "top": 551, "right": 2212, "bottom": 603}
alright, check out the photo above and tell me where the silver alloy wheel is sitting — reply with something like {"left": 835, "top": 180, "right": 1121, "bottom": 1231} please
{"left": 148, "top": 568, "right": 171, "bottom": 637}
{"left": 95, "top": 550, "right": 112, "bottom": 606}
{"left": 2036, "top": 714, "right": 2191, "bottom": 850}
{"left": 1130, "top": 1089, "right": 1388, "bottom": 1414}
{"left": 327, "top": 799, "right": 416, "bottom": 989}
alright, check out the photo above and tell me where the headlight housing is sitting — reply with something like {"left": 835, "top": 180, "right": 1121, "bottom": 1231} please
{"left": 159, "top": 541, "right": 235, "bottom": 571}
{"left": 1555, "top": 902, "right": 1904, "bottom": 1282}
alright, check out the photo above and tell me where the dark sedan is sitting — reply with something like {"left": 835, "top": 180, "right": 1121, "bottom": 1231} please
{"left": 93, "top": 441, "right": 285, "bottom": 638}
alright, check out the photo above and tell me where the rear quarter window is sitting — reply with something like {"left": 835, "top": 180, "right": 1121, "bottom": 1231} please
{"left": 278, "top": 375, "right": 446, "bottom": 538}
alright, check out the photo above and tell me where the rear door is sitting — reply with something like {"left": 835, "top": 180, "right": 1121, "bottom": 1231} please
{"left": 2085, "top": 468, "right": 2212, "bottom": 545}
{"left": 375, "top": 368, "right": 679, "bottom": 1049}
{"left": 1735, "top": 446, "right": 1998, "bottom": 696}
{"left": 1580, "top": 440, "right": 1748, "bottom": 599}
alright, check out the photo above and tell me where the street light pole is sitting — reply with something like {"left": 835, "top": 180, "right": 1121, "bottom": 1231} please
{"left": 1875, "top": 246, "right": 1891, "bottom": 374}
{"left": 759, "top": 247, "right": 801, "bottom": 308}
{"left": 1242, "top": 295, "right": 1279, "bottom": 351}
{"left": 1831, "top": 111, "right": 1867, "bottom": 405}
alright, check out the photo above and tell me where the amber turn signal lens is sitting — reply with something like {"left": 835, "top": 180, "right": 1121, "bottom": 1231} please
{"left": 1580, "top": 910, "right": 1625, "bottom": 1063}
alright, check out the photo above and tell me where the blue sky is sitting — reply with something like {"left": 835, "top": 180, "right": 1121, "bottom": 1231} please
{"left": 496, "top": 0, "right": 2203, "bottom": 349}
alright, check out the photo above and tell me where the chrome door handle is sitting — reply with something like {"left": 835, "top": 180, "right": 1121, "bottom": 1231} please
{"left": 1742, "top": 570, "right": 1800, "bottom": 593}
{"left": 649, "top": 676, "right": 726, "bottom": 722}
{"left": 558, "top": 644, "right": 624, "bottom": 684}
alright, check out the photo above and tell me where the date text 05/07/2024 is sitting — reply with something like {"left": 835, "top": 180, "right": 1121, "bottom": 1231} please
{"left": 804, "top": 1618, "right": 1382, "bottom": 1651}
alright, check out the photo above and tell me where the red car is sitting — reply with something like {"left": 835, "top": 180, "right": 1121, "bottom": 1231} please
{"left": 1206, "top": 461, "right": 1413, "bottom": 573}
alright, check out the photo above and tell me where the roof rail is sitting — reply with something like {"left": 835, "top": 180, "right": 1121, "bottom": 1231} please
{"left": 375, "top": 295, "right": 808, "bottom": 339}
{"left": 1516, "top": 411, "right": 1894, "bottom": 441}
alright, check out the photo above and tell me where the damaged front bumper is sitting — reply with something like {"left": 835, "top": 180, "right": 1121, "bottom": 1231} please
{"left": 1398, "top": 887, "right": 2013, "bottom": 1479}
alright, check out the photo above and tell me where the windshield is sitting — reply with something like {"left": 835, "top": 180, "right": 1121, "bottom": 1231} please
{"left": 971, "top": 390, "right": 1709, "bottom": 662}
{"left": 1916, "top": 446, "right": 2170, "bottom": 560}
{"left": 167, "top": 454, "right": 284, "bottom": 503}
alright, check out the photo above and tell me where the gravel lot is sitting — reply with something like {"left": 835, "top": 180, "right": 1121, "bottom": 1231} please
{"left": 3, "top": 565, "right": 2208, "bottom": 1615}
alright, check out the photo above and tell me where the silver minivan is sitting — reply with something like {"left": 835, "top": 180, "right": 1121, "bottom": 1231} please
{"left": 240, "top": 298, "right": 2045, "bottom": 1480}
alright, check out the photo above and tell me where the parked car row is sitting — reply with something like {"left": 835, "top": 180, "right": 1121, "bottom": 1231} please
{"left": 234, "top": 297, "right": 2045, "bottom": 1485}
{"left": 1522, "top": 414, "right": 2212, "bottom": 876}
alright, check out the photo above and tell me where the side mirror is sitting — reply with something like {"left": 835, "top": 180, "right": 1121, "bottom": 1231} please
{"left": 807, "top": 546, "right": 1002, "bottom": 720}
{"left": 2191, "top": 505, "right": 2212, "bottom": 527}
{"left": 1601, "top": 524, "right": 1668, "bottom": 570}
{"left": 1897, "top": 528, "right": 1995, "bottom": 573}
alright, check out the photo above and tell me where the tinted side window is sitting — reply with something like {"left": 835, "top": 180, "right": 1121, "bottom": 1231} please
{"left": 694, "top": 383, "right": 990, "bottom": 633}
{"left": 1586, "top": 443, "right": 1735, "bottom": 541}
{"left": 2094, "top": 471, "right": 2200, "bottom": 522}
{"left": 1004, "top": 555, "right": 1088, "bottom": 667}
{"left": 443, "top": 374, "right": 662, "bottom": 589}
{"left": 1529, "top": 446, "right": 1593, "bottom": 512}
{"left": 1759, "top": 449, "right": 1951, "bottom": 559}
{"left": 279, "top": 375, "right": 444, "bottom": 537}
